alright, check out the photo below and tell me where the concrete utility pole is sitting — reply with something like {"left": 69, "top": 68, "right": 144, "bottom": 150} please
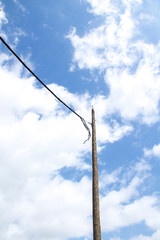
{"left": 92, "top": 108, "right": 101, "bottom": 240}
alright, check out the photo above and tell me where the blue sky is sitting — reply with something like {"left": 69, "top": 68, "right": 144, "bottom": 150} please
{"left": 1, "top": 0, "right": 160, "bottom": 239}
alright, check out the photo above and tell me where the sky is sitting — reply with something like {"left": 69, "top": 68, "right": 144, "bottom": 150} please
{"left": 0, "top": 0, "right": 160, "bottom": 239}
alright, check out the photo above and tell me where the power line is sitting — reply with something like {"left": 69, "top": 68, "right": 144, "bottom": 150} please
{"left": 0, "top": 36, "right": 91, "bottom": 142}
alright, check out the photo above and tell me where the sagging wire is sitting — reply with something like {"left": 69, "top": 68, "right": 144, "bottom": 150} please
{"left": 0, "top": 36, "right": 91, "bottom": 143}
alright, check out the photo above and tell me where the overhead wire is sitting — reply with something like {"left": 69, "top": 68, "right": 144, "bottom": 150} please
{"left": 0, "top": 36, "right": 91, "bottom": 142}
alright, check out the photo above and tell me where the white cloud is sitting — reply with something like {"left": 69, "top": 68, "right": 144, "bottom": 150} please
{"left": 99, "top": 168, "right": 122, "bottom": 189}
{"left": 12, "top": 27, "right": 27, "bottom": 45}
{"left": 105, "top": 59, "right": 160, "bottom": 124}
{"left": 86, "top": 0, "right": 142, "bottom": 16}
{"left": 0, "top": 2, "right": 26, "bottom": 48}
{"left": 100, "top": 160, "right": 160, "bottom": 233}
{"left": 0, "top": 2, "right": 8, "bottom": 31}
{"left": 144, "top": 143, "right": 160, "bottom": 158}
{"left": 13, "top": 0, "right": 27, "bottom": 13}
{"left": 86, "top": 0, "right": 117, "bottom": 16}
{"left": 96, "top": 120, "right": 133, "bottom": 144}
{"left": 68, "top": 1, "right": 138, "bottom": 70}
{"left": 100, "top": 159, "right": 151, "bottom": 190}
{"left": 134, "top": 159, "right": 151, "bottom": 172}
{"left": 67, "top": 26, "right": 107, "bottom": 70}
{"left": 0, "top": 175, "right": 92, "bottom": 240}
{"left": 130, "top": 230, "right": 160, "bottom": 240}
{"left": 68, "top": 0, "right": 160, "bottom": 125}
{"left": 67, "top": 8, "right": 136, "bottom": 71}
{"left": 89, "top": 95, "right": 133, "bottom": 144}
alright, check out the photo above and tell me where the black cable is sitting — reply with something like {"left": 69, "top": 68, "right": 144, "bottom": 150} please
{"left": 0, "top": 36, "right": 91, "bottom": 141}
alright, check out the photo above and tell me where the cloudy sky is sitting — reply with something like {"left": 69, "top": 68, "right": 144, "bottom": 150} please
{"left": 1, "top": 0, "right": 160, "bottom": 239}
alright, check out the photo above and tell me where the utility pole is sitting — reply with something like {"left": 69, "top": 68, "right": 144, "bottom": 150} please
{"left": 92, "top": 107, "right": 101, "bottom": 240}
